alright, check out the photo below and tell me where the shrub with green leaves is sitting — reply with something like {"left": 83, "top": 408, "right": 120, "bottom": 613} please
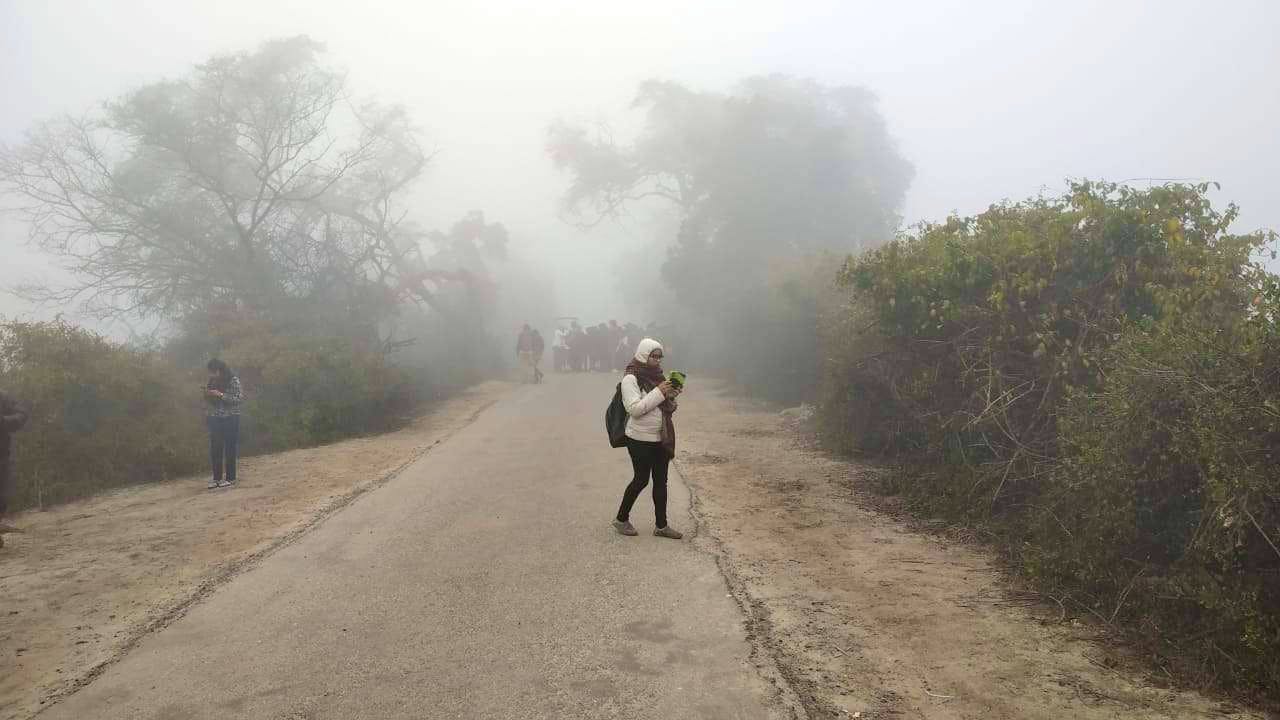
{"left": 194, "top": 309, "right": 423, "bottom": 453}
{"left": 0, "top": 319, "right": 206, "bottom": 509}
{"left": 820, "top": 181, "right": 1279, "bottom": 697}
{"left": 231, "top": 335, "right": 417, "bottom": 453}
{"left": 826, "top": 181, "right": 1265, "bottom": 475}
{"left": 1036, "top": 304, "right": 1279, "bottom": 690}
{"left": 0, "top": 314, "right": 455, "bottom": 511}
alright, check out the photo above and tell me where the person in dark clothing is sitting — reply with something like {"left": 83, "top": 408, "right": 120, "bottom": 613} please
{"left": 586, "top": 325, "right": 599, "bottom": 368}
{"left": 568, "top": 321, "right": 586, "bottom": 372}
{"left": 552, "top": 325, "right": 569, "bottom": 372}
{"left": 0, "top": 390, "right": 31, "bottom": 546}
{"left": 205, "top": 359, "right": 244, "bottom": 490}
{"left": 516, "top": 324, "right": 537, "bottom": 383}
{"left": 530, "top": 329, "right": 545, "bottom": 384}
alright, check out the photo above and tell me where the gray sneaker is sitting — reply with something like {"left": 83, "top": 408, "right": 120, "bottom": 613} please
{"left": 217, "top": 479, "right": 235, "bottom": 489}
{"left": 654, "top": 526, "right": 683, "bottom": 540}
{"left": 612, "top": 519, "right": 638, "bottom": 536}
{"left": 207, "top": 479, "right": 221, "bottom": 490}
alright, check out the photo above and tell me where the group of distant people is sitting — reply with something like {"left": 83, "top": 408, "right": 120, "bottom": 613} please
{"left": 551, "top": 320, "right": 670, "bottom": 375}
{"left": 513, "top": 319, "right": 673, "bottom": 385}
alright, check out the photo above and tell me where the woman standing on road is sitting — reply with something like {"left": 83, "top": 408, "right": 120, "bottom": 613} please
{"left": 204, "top": 359, "right": 243, "bottom": 490}
{"left": 612, "top": 338, "right": 683, "bottom": 539}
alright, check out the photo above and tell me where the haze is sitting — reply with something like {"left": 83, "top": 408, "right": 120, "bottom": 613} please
{"left": 5, "top": 4, "right": 1280, "bottom": 715}
{"left": 2, "top": 0, "right": 1277, "bottom": 330}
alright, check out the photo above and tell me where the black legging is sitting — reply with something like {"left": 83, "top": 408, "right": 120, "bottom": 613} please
{"left": 616, "top": 439, "right": 670, "bottom": 528}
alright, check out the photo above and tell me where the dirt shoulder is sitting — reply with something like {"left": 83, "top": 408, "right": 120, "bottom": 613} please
{"left": 0, "top": 381, "right": 512, "bottom": 720}
{"left": 677, "top": 382, "right": 1261, "bottom": 720}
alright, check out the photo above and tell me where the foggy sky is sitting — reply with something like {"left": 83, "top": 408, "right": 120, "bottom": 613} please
{"left": 2, "top": 0, "right": 1278, "bottom": 332}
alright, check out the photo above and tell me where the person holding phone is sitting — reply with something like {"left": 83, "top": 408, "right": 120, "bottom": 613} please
{"left": 204, "top": 359, "right": 243, "bottom": 490}
{"left": 612, "top": 338, "right": 683, "bottom": 539}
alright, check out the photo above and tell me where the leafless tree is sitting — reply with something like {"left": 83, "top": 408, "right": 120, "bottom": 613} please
{"left": 0, "top": 36, "right": 458, "bottom": 327}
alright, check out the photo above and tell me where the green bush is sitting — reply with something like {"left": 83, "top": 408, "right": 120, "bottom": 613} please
{"left": 826, "top": 182, "right": 1262, "bottom": 467}
{"left": 819, "top": 181, "right": 1280, "bottom": 697}
{"left": 1034, "top": 304, "right": 1280, "bottom": 690}
{"left": 230, "top": 335, "right": 418, "bottom": 453}
{"left": 179, "top": 308, "right": 427, "bottom": 453}
{"left": 0, "top": 319, "right": 206, "bottom": 509}
{"left": 0, "top": 310, "right": 479, "bottom": 511}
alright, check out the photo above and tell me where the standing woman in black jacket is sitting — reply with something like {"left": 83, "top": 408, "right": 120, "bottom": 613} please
{"left": 204, "top": 359, "right": 243, "bottom": 490}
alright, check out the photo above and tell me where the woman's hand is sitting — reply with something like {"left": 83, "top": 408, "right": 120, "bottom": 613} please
{"left": 659, "top": 381, "right": 681, "bottom": 399}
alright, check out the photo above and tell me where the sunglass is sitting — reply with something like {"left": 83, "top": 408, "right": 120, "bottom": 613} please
{"left": 649, "top": 353, "right": 663, "bottom": 359}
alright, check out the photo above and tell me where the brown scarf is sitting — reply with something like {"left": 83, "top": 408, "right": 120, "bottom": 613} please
{"left": 624, "top": 360, "right": 677, "bottom": 457}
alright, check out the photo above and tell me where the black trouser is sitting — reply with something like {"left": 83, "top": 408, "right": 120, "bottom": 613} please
{"left": 208, "top": 415, "right": 240, "bottom": 482}
{"left": 616, "top": 439, "right": 670, "bottom": 528}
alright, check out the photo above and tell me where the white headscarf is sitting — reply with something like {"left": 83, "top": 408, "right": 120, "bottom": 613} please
{"left": 634, "top": 338, "right": 663, "bottom": 364}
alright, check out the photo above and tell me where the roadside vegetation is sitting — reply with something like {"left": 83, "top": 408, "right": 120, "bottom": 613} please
{"left": 822, "top": 182, "right": 1279, "bottom": 699}
{"left": 0, "top": 38, "right": 527, "bottom": 510}
{"left": 552, "top": 79, "right": 1279, "bottom": 704}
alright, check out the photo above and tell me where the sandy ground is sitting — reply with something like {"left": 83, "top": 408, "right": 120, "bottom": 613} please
{"left": 0, "top": 381, "right": 512, "bottom": 720}
{"left": 676, "top": 383, "right": 1263, "bottom": 720}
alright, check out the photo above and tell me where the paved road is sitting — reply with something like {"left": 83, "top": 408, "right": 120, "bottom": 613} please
{"left": 41, "top": 376, "right": 781, "bottom": 720}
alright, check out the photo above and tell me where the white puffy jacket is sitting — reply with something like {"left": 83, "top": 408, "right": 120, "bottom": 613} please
{"left": 621, "top": 374, "right": 668, "bottom": 442}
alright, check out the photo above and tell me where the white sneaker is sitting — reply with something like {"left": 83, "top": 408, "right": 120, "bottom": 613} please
{"left": 207, "top": 479, "right": 220, "bottom": 490}
{"left": 217, "top": 479, "right": 235, "bottom": 488}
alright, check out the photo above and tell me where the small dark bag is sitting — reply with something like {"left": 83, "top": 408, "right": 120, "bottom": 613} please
{"left": 605, "top": 383, "right": 628, "bottom": 448}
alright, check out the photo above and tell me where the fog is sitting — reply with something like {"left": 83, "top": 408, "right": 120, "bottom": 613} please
{"left": 3, "top": 0, "right": 1277, "bottom": 336}
{"left": 3, "top": 4, "right": 1280, "bottom": 702}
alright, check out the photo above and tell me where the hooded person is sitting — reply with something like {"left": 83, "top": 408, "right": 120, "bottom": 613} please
{"left": 612, "top": 338, "right": 683, "bottom": 539}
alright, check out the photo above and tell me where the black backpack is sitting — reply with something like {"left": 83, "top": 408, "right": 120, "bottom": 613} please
{"left": 605, "top": 383, "right": 628, "bottom": 448}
